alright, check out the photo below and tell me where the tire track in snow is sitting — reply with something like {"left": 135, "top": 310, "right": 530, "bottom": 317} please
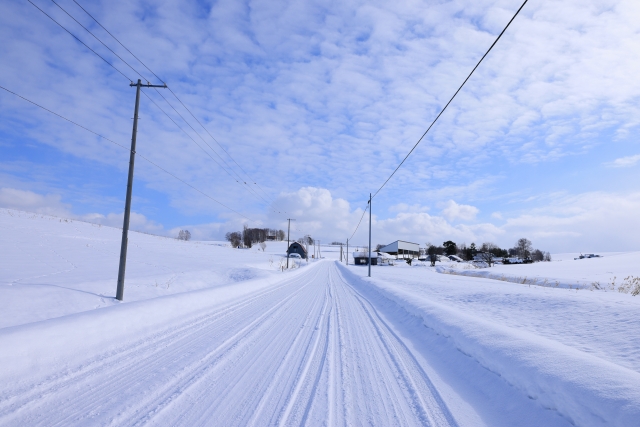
{"left": 333, "top": 263, "right": 459, "bottom": 427}
{"left": 278, "top": 286, "right": 331, "bottom": 427}
{"left": 1, "top": 261, "right": 460, "bottom": 426}
{"left": 0, "top": 267, "right": 322, "bottom": 426}
{"left": 157, "top": 270, "right": 327, "bottom": 427}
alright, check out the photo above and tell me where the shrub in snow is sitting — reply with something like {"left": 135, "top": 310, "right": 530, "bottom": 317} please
{"left": 177, "top": 230, "right": 191, "bottom": 241}
{"left": 618, "top": 276, "right": 640, "bottom": 296}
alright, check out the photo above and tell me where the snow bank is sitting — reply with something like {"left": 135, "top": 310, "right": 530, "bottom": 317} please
{"left": 437, "top": 252, "right": 640, "bottom": 294}
{"left": 339, "top": 264, "right": 640, "bottom": 427}
{"left": 0, "top": 268, "right": 308, "bottom": 386}
{"left": 435, "top": 266, "right": 591, "bottom": 290}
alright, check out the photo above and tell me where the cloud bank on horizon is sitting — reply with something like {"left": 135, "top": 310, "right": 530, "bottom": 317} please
{"left": 1, "top": 0, "right": 639, "bottom": 252}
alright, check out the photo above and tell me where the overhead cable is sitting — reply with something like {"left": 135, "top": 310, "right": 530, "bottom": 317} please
{"left": 372, "top": 0, "right": 529, "bottom": 199}
{"left": 72, "top": 0, "right": 165, "bottom": 84}
{"left": 348, "top": 202, "right": 369, "bottom": 242}
{"left": 72, "top": 0, "right": 275, "bottom": 203}
{"left": 27, "top": 0, "right": 131, "bottom": 81}
{"left": 0, "top": 84, "right": 255, "bottom": 222}
{"left": 141, "top": 90, "right": 275, "bottom": 209}
{"left": 48, "top": 0, "right": 147, "bottom": 82}
{"left": 31, "top": 0, "right": 281, "bottom": 212}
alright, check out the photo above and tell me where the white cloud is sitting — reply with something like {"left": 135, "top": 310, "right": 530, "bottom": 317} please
{"left": 373, "top": 212, "right": 502, "bottom": 248}
{"left": 604, "top": 154, "right": 640, "bottom": 168}
{"left": 79, "top": 212, "right": 165, "bottom": 235}
{"left": 2, "top": 0, "right": 640, "bottom": 253}
{"left": 0, "top": 187, "right": 71, "bottom": 216}
{"left": 501, "top": 191, "right": 640, "bottom": 252}
{"left": 388, "top": 203, "right": 430, "bottom": 213}
{"left": 267, "top": 187, "right": 499, "bottom": 247}
{"left": 440, "top": 200, "right": 479, "bottom": 221}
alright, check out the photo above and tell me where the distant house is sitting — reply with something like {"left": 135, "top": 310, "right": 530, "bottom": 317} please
{"left": 378, "top": 240, "right": 420, "bottom": 259}
{"left": 287, "top": 242, "right": 308, "bottom": 259}
{"left": 352, "top": 252, "right": 378, "bottom": 265}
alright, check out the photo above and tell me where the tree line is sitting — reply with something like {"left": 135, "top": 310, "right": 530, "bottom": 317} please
{"left": 375, "top": 237, "right": 550, "bottom": 266}
{"left": 423, "top": 238, "right": 550, "bottom": 265}
{"left": 225, "top": 226, "right": 286, "bottom": 248}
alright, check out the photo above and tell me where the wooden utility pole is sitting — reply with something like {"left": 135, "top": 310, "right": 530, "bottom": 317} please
{"left": 116, "top": 79, "right": 166, "bottom": 301}
{"left": 286, "top": 218, "right": 295, "bottom": 269}
{"left": 346, "top": 239, "right": 349, "bottom": 265}
{"left": 368, "top": 193, "right": 372, "bottom": 277}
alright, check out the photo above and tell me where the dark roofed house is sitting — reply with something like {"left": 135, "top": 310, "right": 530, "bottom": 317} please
{"left": 287, "top": 242, "right": 308, "bottom": 259}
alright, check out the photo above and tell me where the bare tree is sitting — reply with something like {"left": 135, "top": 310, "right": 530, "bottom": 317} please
{"left": 531, "top": 249, "right": 545, "bottom": 261}
{"left": 225, "top": 231, "right": 242, "bottom": 248}
{"left": 479, "top": 242, "right": 499, "bottom": 267}
{"left": 177, "top": 230, "right": 191, "bottom": 241}
{"left": 515, "top": 238, "right": 533, "bottom": 259}
{"left": 428, "top": 245, "right": 440, "bottom": 266}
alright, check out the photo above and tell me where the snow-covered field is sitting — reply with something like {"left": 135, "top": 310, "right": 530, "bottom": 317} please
{"left": 437, "top": 252, "right": 640, "bottom": 291}
{"left": 1, "top": 208, "right": 639, "bottom": 426}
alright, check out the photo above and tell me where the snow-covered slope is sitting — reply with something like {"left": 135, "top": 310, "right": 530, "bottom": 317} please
{"left": 0, "top": 209, "right": 299, "bottom": 328}
{"left": 1, "top": 209, "right": 639, "bottom": 426}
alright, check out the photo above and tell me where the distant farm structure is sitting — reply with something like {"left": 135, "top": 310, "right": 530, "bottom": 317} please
{"left": 378, "top": 240, "right": 420, "bottom": 259}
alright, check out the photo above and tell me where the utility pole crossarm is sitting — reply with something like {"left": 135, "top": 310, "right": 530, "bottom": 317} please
{"left": 130, "top": 82, "right": 167, "bottom": 88}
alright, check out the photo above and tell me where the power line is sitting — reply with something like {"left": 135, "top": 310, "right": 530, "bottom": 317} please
{"left": 348, "top": 202, "right": 369, "bottom": 242}
{"left": 152, "top": 89, "right": 252, "bottom": 186}
{"left": 27, "top": 0, "right": 131, "bottom": 81}
{"left": 46, "top": 0, "right": 252, "bottom": 195}
{"left": 48, "top": 0, "right": 147, "bottom": 82}
{"left": 372, "top": 0, "right": 529, "bottom": 199}
{"left": 71, "top": 0, "right": 276, "bottom": 204}
{"left": 0, "top": 84, "right": 255, "bottom": 222}
{"left": 72, "top": 0, "right": 165, "bottom": 84}
{"left": 141, "top": 90, "right": 276, "bottom": 210}
{"left": 166, "top": 86, "right": 275, "bottom": 203}
{"left": 32, "top": 0, "right": 282, "bottom": 212}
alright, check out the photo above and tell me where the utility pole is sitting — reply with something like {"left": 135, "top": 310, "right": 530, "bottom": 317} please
{"left": 318, "top": 240, "right": 321, "bottom": 258}
{"left": 368, "top": 193, "right": 372, "bottom": 277}
{"left": 286, "top": 218, "right": 295, "bottom": 269}
{"left": 116, "top": 79, "right": 167, "bottom": 301}
{"left": 346, "top": 238, "right": 349, "bottom": 265}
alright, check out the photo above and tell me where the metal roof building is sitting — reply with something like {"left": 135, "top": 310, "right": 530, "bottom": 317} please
{"left": 378, "top": 240, "right": 420, "bottom": 259}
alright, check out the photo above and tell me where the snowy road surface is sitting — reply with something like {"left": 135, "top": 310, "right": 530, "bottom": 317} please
{"left": 1, "top": 261, "right": 462, "bottom": 426}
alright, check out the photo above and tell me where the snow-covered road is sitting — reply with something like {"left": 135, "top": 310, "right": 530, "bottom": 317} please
{"left": 2, "top": 210, "right": 639, "bottom": 426}
{"left": 1, "top": 261, "right": 459, "bottom": 426}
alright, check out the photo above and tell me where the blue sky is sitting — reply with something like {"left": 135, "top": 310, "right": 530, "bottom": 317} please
{"left": 1, "top": 0, "right": 640, "bottom": 252}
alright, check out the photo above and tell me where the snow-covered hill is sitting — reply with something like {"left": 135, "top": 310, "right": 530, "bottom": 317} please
{"left": 1, "top": 208, "right": 639, "bottom": 427}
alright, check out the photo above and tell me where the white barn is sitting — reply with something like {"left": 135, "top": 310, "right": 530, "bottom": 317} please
{"left": 378, "top": 240, "right": 420, "bottom": 259}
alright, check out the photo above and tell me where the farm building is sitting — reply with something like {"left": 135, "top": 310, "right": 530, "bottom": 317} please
{"left": 287, "top": 242, "right": 308, "bottom": 259}
{"left": 378, "top": 240, "right": 420, "bottom": 259}
{"left": 352, "top": 252, "right": 379, "bottom": 265}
